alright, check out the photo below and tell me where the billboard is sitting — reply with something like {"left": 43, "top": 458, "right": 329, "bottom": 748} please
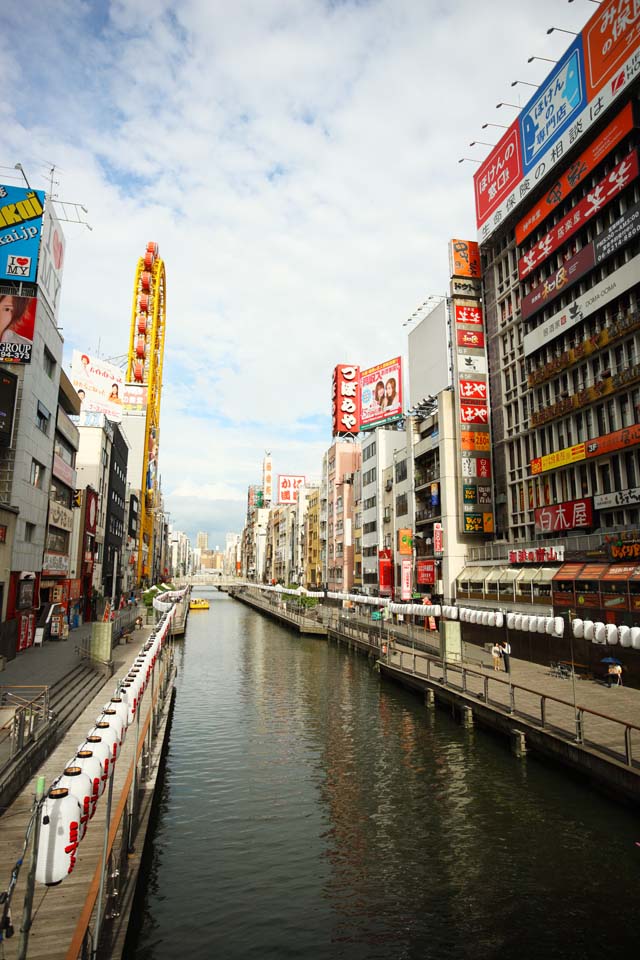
{"left": 37, "top": 205, "right": 66, "bottom": 320}
{"left": 359, "top": 356, "right": 403, "bottom": 430}
{"left": 397, "top": 528, "right": 412, "bottom": 556}
{"left": 518, "top": 149, "right": 638, "bottom": 280}
{"left": 535, "top": 499, "right": 593, "bottom": 534}
{"left": 263, "top": 454, "right": 273, "bottom": 505}
{"left": 416, "top": 559, "right": 436, "bottom": 585}
{"left": 332, "top": 364, "right": 360, "bottom": 435}
{"left": 474, "top": 0, "right": 640, "bottom": 242}
{"left": 70, "top": 350, "right": 124, "bottom": 422}
{"left": 0, "top": 185, "right": 46, "bottom": 283}
{"left": 401, "top": 559, "right": 412, "bottom": 600}
{"left": 0, "top": 368, "right": 18, "bottom": 446}
{"left": 277, "top": 475, "right": 305, "bottom": 504}
{"left": 515, "top": 102, "right": 634, "bottom": 245}
{"left": 122, "top": 382, "right": 148, "bottom": 413}
{"left": 0, "top": 294, "right": 36, "bottom": 364}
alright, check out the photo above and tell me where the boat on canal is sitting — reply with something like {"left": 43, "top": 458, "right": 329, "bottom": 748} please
{"left": 189, "top": 597, "right": 210, "bottom": 610}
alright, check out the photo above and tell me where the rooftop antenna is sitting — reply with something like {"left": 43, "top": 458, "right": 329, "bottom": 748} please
{"left": 40, "top": 161, "right": 93, "bottom": 231}
{"left": 14, "top": 163, "right": 31, "bottom": 188}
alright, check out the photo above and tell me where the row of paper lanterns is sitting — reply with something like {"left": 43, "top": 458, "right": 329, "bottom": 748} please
{"left": 572, "top": 618, "right": 640, "bottom": 648}
{"left": 35, "top": 608, "right": 175, "bottom": 886}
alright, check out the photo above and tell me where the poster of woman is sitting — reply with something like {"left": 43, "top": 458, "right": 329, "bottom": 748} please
{"left": 359, "top": 356, "right": 403, "bottom": 429}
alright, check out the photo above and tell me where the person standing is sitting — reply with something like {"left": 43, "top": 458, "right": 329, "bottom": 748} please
{"left": 491, "top": 642, "right": 503, "bottom": 671}
{"left": 501, "top": 639, "right": 511, "bottom": 674}
{"left": 613, "top": 663, "right": 623, "bottom": 686}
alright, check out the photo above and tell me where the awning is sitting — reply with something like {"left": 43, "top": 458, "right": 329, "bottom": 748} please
{"left": 500, "top": 567, "right": 523, "bottom": 582}
{"left": 577, "top": 563, "right": 609, "bottom": 581}
{"left": 533, "top": 567, "right": 561, "bottom": 582}
{"left": 601, "top": 564, "right": 639, "bottom": 581}
{"left": 457, "top": 566, "right": 491, "bottom": 583}
{"left": 485, "top": 568, "right": 503, "bottom": 582}
{"left": 553, "top": 563, "right": 585, "bottom": 581}
{"left": 517, "top": 566, "right": 541, "bottom": 583}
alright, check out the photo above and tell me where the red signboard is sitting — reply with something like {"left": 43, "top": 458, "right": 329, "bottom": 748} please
{"left": 454, "top": 304, "right": 483, "bottom": 326}
{"left": 433, "top": 522, "right": 443, "bottom": 555}
{"left": 586, "top": 424, "right": 640, "bottom": 458}
{"left": 459, "top": 380, "right": 487, "bottom": 402}
{"left": 521, "top": 244, "right": 596, "bottom": 321}
{"left": 534, "top": 498, "right": 593, "bottom": 534}
{"left": 457, "top": 329, "right": 485, "bottom": 349}
{"left": 515, "top": 102, "right": 635, "bottom": 245}
{"left": 416, "top": 559, "right": 436, "bottom": 585}
{"left": 277, "top": 475, "right": 305, "bottom": 504}
{"left": 519, "top": 149, "right": 639, "bottom": 280}
{"left": 460, "top": 403, "right": 489, "bottom": 425}
{"left": 378, "top": 548, "right": 392, "bottom": 594}
{"left": 85, "top": 489, "right": 98, "bottom": 535}
{"left": 473, "top": 121, "right": 521, "bottom": 224}
{"left": 332, "top": 363, "right": 360, "bottom": 436}
{"left": 449, "top": 239, "right": 481, "bottom": 279}
{"left": 584, "top": 1, "right": 640, "bottom": 99}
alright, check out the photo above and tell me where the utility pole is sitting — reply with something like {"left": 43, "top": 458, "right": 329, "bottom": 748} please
{"left": 17, "top": 775, "right": 46, "bottom": 960}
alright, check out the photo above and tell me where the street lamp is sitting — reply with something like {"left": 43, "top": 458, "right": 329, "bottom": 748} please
{"left": 458, "top": 157, "right": 481, "bottom": 164}
{"left": 511, "top": 80, "right": 538, "bottom": 88}
{"left": 496, "top": 102, "right": 521, "bottom": 110}
{"left": 567, "top": 609, "right": 583, "bottom": 742}
{"left": 546, "top": 26, "right": 579, "bottom": 36}
{"left": 527, "top": 56, "right": 558, "bottom": 64}
{"left": 482, "top": 122, "right": 508, "bottom": 130}
{"left": 469, "top": 140, "right": 496, "bottom": 147}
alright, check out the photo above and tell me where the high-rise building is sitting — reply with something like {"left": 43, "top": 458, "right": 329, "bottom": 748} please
{"left": 196, "top": 531, "right": 209, "bottom": 551}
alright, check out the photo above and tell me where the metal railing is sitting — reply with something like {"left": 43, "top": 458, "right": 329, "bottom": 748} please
{"left": 0, "top": 686, "right": 50, "bottom": 770}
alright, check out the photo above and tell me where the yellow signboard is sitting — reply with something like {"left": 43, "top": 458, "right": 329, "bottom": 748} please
{"left": 530, "top": 443, "right": 586, "bottom": 475}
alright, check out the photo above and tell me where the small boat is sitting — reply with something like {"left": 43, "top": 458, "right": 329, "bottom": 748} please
{"left": 189, "top": 598, "right": 210, "bottom": 611}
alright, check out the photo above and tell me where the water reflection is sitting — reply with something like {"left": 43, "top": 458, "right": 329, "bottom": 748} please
{"left": 132, "top": 593, "right": 638, "bottom": 960}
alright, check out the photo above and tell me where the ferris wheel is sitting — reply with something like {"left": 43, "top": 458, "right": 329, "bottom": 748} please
{"left": 126, "top": 241, "right": 167, "bottom": 584}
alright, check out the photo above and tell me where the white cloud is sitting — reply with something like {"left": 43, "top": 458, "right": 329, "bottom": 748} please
{"left": 1, "top": 0, "right": 593, "bottom": 542}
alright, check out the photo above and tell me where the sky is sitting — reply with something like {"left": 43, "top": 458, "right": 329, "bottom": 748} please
{"left": 0, "top": 0, "right": 593, "bottom": 547}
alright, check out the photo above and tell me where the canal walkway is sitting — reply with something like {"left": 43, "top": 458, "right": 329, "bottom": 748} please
{"left": 0, "top": 622, "right": 175, "bottom": 960}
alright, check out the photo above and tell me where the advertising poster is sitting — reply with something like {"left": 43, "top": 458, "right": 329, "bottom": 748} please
{"left": 122, "top": 382, "right": 148, "bottom": 413}
{"left": 71, "top": 350, "right": 124, "bottom": 422}
{"left": 0, "top": 368, "right": 18, "bottom": 446}
{"left": 37, "top": 205, "right": 66, "bottom": 320}
{"left": 0, "top": 294, "right": 36, "bottom": 364}
{"left": 401, "top": 559, "right": 412, "bottom": 601}
{"left": 359, "top": 356, "right": 403, "bottom": 430}
{"left": 0, "top": 185, "right": 46, "bottom": 283}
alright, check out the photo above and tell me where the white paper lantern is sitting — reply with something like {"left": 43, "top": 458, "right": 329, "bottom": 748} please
{"left": 584, "top": 620, "right": 595, "bottom": 641}
{"left": 495, "top": 612, "right": 504, "bottom": 629}
{"left": 553, "top": 617, "right": 565, "bottom": 637}
{"left": 507, "top": 613, "right": 515, "bottom": 630}
{"left": 36, "top": 788, "right": 82, "bottom": 885}
{"left": 594, "top": 622, "right": 606, "bottom": 644}
{"left": 70, "top": 749, "right": 104, "bottom": 807}
{"left": 97, "top": 709, "right": 125, "bottom": 746}
{"left": 606, "top": 623, "right": 619, "bottom": 645}
{"left": 537, "top": 616, "right": 546, "bottom": 634}
{"left": 631, "top": 627, "right": 640, "bottom": 650}
{"left": 450, "top": 608, "right": 459, "bottom": 621}
{"left": 488, "top": 612, "right": 496, "bottom": 628}
{"left": 514, "top": 614, "right": 522, "bottom": 631}
{"left": 619, "top": 625, "right": 631, "bottom": 647}
{"left": 521, "top": 616, "right": 530, "bottom": 632}
{"left": 572, "top": 618, "right": 584, "bottom": 639}
{"left": 81, "top": 736, "right": 112, "bottom": 784}
{"left": 56, "top": 767, "right": 92, "bottom": 840}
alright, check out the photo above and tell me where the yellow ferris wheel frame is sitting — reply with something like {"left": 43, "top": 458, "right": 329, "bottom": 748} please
{"left": 126, "top": 244, "right": 167, "bottom": 585}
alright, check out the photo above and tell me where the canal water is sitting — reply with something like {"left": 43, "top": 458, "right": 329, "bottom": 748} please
{"left": 131, "top": 592, "right": 638, "bottom": 960}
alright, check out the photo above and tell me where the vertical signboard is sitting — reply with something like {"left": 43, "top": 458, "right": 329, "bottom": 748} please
{"left": 37, "top": 205, "right": 66, "bottom": 320}
{"left": 359, "top": 357, "right": 403, "bottom": 430}
{"left": 0, "top": 185, "right": 46, "bottom": 283}
{"left": 449, "top": 240, "right": 493, "bottom": 536}
{"left": 401, "top": 559, "right": 412, "bottom": 601}
{"left": 263, "top": 453, "right": 273, "bottom": 505}
{"left": 277, "top": 475, "right": 305, "bottom": 504}
{"left": 332, "top": 364, "right": 360, "bottom": 436}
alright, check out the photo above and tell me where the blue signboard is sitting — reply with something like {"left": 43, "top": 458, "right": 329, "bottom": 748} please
{"left": 519, "top": 39, "right": 586, "bottom": 174}
{"left": 0, "top": 184, "right": 46, "bottom": 283}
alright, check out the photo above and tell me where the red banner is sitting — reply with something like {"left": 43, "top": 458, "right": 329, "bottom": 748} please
{"left": 460, "top": 403, "right": 488, "bottom": 425}
{"left": 519, "top": 150, "right": 639, "bottom": 280}
{"left": 521, "top": 244, "right": 596, "bottom": 321}
{"left": 473, "top": 121, "right": 521, "bottom": 224}
{"left": 378, "top": 549, "right": 392, "bottom": 594}
{"left": 459, "top": 380, "right": 487, "bottom": 402}
{"left": 586, "top": 424, "right": 640, "bottom": 458}
{"left": 332, "top": 363, "right": 360, "bottom": 435}
{"left": 433, "top": 523, "right": 443, "bottom": 555}
{"left": 515, "top": 102, "right": 634, "bottom": 245}
{"left": 534, "top": 498, "right": 593, "bottom": 533}
{"left": 454, "top": 304, "right": 483, "bottom": 326}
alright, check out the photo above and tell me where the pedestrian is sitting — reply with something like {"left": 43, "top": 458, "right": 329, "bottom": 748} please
{"left": 613, "top": 663, "right": 623, "bottom": 686}
{"left": 606, "top": 664, "right": 617, "bottom": 687}
{"left": 491, "top": 642, "right": 503, "bottom": 671}
{"left": 501, "top": 639, "right": 511, "bottom": 673}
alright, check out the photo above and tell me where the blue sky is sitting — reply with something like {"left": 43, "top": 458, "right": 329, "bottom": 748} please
{"left": 1, "top": 0, "right": 592, "bottom": 545}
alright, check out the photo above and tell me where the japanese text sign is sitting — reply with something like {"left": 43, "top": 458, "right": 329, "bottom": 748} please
{"left": 454, "top": 304, "right": 483, "bottom": 326}
{"left": 456, "top": 328, "right": 485, "bottom": 350}
{"left": 449, "top": 239, "right": 481, "bottom": 278}
{"left": 359, "top": 356, "right": 403, "bottom": 430}
{"left": 277, "top": 474, "right": 305, "bottom": 504}
{"left": 0, "top": 294, "right": 36, "bottom": 364}
{"left": 519, "top": 149, "right": 638, "bottom": 280}
{"left": 473, "top": 122, "right": 521, "bottom": 224}
{"left": 460, "top": 402, "right": 488, "bottom": 425}
{"left": 519, "top": 41, "right": 586, "bottom": 174}
{"left": 459, "top": 380, "right": 487, "bottom": 402}
{"left": 584, "top": 0, "right": 640, "bottom": 98}
{"left": 433, "top": 522, "right": 443, "bottom": 555}
{"left": 535, "top": 498, "right": 593, "bottom": 533}
{"left": 416, "top": 560, "right": 436, "bottom": 585}
{"left": 401, "top": 559, "right": 412, "bottom": 600}
{"left": 332, "top": 363, "right": 360, "bottom": 435}
{"left": 516, "top": 101, "right": 634, "bottom": 245}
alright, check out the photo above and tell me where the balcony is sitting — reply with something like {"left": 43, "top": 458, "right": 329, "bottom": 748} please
{"left": 415, "top": 508, "right": 439, "bottom": 524}
{"left": 415, "top": 472, "right": 438, "bottom": 490}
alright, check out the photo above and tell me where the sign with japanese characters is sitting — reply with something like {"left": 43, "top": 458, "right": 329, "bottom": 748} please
{"left": 449, "top": 239, "right": 481, "bottom": 278}
{"left": 595, "top": 486, "right": 640, "bottom": 509}
{"left": 0, "top": 294, "right": 36, "bottom": 364}
{"left": 397, "top": 527, "right": 412, "bottom": 556}
{"left": 359, "top": 356, "right": 403, "bottom": 430}
{"left": 456, "top": 328, "right": 485, "bottom": 350}
{"left": 586, "top": 423, "right": 640, "bottom": 458}
{"left": 401, "top": 559, "right": 412, "bottom": 600}
{"left": 476, "top": 1, "right": 640, "bottom": 242}
{"left": 520, "top": 41, "right": 586, "bottom": 174}
{"left": 433, "top": 522, "right": 443, "bottom": 555}
{"left": 521, "top": 244, "right": 596, "bottom": 322}
{"left": 459, "top": 380, "right": 487, "bottom": 402}
{"left": 474, "top": 121, "right": 521, "bottom": 226}
{"left": 461, "top": 457, "right": 491, "bottom": 479}
{"left": 454, "top": 304, "right": 483, "bottom": 326}
{"left": 458, "top": 355, "right": 486, "bottom": 375}
{"left": 331, "top": 363, "right": 360, "bottom": 436}
{"left": 37, "top": 204, "right": 66, "bottom": 321}
{"left": 518, "top": 149, "right": 638, "bottom": 280}
{"left": 461, "top": 430, "right": 491, "bottom": 451}
{"left": 451, "top": 277, "right": 482, "bottom": 299}
{"left": 594, "top": 196, "right": 640, "bottom": 262}
{"left": 263, "top": 454, "right": 273, "bottom": 505}
{"left": 0, "top": 184, "right": 46, "bottom": 283}
{"left": 515, "top": 102, "right": 634, "bottom": 245}
{"left": 524, "top": 251, "right": 640, "bottom": 355}
{"left": 460, "top": 402, "right": 488, "bottom": 425}
{"left": 277, "top": 474, "right": 305, "bottom": 504}
{"left": 416, "top": 559, "right": 436, "bottom": 585}
{"left": 535, "top": 498, "right": 593, "bottom": 533}
{"left": 531, "top": 443, "right": 586, "bottom": 475}
{"left": 509, "top": 546, "right": 566, "bottom": 564}
{"left": 71, "top": 350, "right": 124, "bottom": 422}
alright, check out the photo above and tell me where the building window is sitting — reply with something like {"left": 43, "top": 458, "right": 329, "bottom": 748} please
{"left": 395, "top": 460, "right": 407, "bottom": 483}
{"left": 363, "top": 520, "right": 377, "bottom": 534}
{"left": 25, "top": 521, "right": 35, "bottom": 542}
{"left": 396, "top": 493, "right": 408, "bottom": 516}
{"left": 36, "top": 401, "right": 51, "bottom": 435}
{"left": 30, "top": 460, "right": 45, "bottom": 488}
{"left": 43, "top": 349, "right": 56, "bottom": 379}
